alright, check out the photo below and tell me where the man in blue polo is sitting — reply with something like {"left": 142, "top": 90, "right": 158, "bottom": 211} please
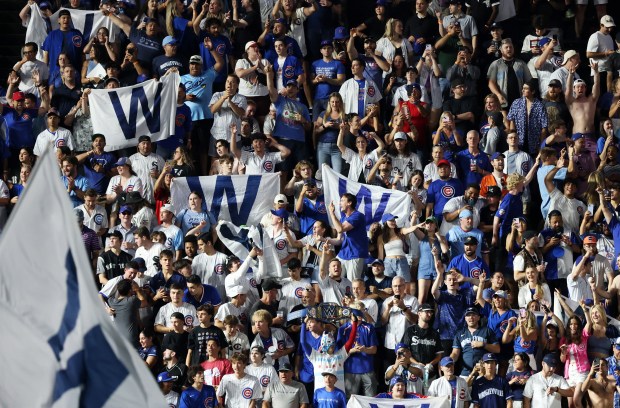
{"left": 450, "top": 307, "right": 500, "bottom": 376}
{"left": 426, "top": 159, "right": 465, "bottom": 226}
{"left": 42, "top": 10, "right": 84, "bottom": 77}
{"left": 326, "top": 193, "right": 368, "bottom": 281}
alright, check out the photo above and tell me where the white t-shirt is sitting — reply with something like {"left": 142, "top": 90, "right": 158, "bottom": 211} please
{"left": 215, "top": 301, "right": 250, "bottom": 327}
{"left": 128, "top": 152, "right": 165, "bottom": 203}
{"left": 105, "top": 174, "right": 144, "bottom": 200}
{"left": 545, "top": 189, "right": 585, "bottom": 236}
{"left": 217, "top": 374, "right": 262, "bottom": 408}
{"left": 134, "top": 242, "right": 164, "bottom": 277}
{"left": 523, "top": 372, "right": 569, "bottom": 408}
{"left": 209, "top": 92, "right": 248, "bottom": 144}
{"left": 154, "top": 301, "right": 198, "bottom": 329}
{"left": 235, "top": 58, "right": 270, "bottom": 97}
{"left": 586, "top": 31, "right": 615, "bottom": 73}
{"left": 240, "top": 150, "right": 283, "bottom": 174}
{"left": 318, "top": 275, "right": 352, "bottom": 304}
{"left": 423, "top": 162, "right": 458, "bottom": 184}
{"left": 245, "top": 363, "right": 278, "bottom": 393}
{"left": 33, "top": 127, "right": 74, "bottom": 156}
{"left": 192, "top": 251, "right": 228, "bottom": 300}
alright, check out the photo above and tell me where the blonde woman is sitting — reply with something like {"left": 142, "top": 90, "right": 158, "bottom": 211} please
{"left": 503, "top": 309, "right": 539, "bottom": 370}
{"left": 585, "top": 303, "right": 613, "bottom": 359}
{"left": 315, "top": 93, "right": 346, "bottom": 173}
{"left": 518, "top": 265, "right": 551, "bottom": 308}
{"left": 376, "top": 18, "right": 413, "bottom": 71}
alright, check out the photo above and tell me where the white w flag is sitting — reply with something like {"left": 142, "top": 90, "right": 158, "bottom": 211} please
{"left": 26, "top": 5, "right": 120, "bottom": 61}
{"left": 0, "top": 149, "right": 165, "bottom": 407}
{"left": 322, "top": 164, "right": 412, "bottom": 227}
{"left": 171, "top": 173, "right": 281, "bottom": 226}
{"left": 89, "top": 73, "right": 180, "bottom": 151}
{"left": 347, "top": 395, "right": 450, "bottom": 408}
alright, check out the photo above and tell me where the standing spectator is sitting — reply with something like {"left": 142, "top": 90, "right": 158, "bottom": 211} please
{"left": 209, "top": 74, "right": 247, "bottom": 156}
{"left": 326, "top": 193, "right": 369, "bottom": 281}
{"left": 313, "top": 369, "right": 347, "bottom": 408}
{"left": 488, "top": 39, "right": 532, "bottom": 110}
{"left": 427, "top": 356, "right": 470, "bottom": 407}
{"left": 42, "top": 10, "right": 84, "bottom": 78}
{"left": 548, "top": 50, "right": 581, "bottom": 92}
{"left": 450, "top": 306, "right": 500, "bottom": 376}
{"left": 471, "top": 353, "right": 513, "bottom": 407}
{"left": 152, "top": 36, "right": 185, "bottom": 79}
{"left": 522, "top": 354, "right": 573, "bottom": 408}
{"left": 129, "top": 136, "right": 165, "bottom": 205}
{"left": 13, "top": 42, "right": 49, "bottom": 95}
{"left": 455, "top": 131, "right": 492, "bottom": 186}
{"left": 425, "top": 159, "right": 465, "bottom": 225}
{"left": 96, "top": 230, "right": 133, "bottom": 286}
{"left": 442, "top": 78, "right": 478, "bottom": 136}
{"left": 404, "top": 0, "right": 439, "bottom": 61}
{"left": 75, "top": 208, "right": 102, "bottom": 272}
{"left": 262, "top": 363, "right": 309, "bottom": 408}
{"left": 311, "top": 41, "right": 346, "bottom": 118}
{"left": 339, "top": 58, "right": 383, "bottom": 115}
{"left": 507, "top": 81, "right": 548, "bottom": 156}
{"left": 439, "top": 0, "right": 479, "bottom": 55}
{"left": 180, "top": 365, "right": 218, "bottom": 408}
{"left": 62, "top": 156, "right": 90, "bottom": 207}
{"left": 401, "top": 303, "right": 443, "bottom": 379}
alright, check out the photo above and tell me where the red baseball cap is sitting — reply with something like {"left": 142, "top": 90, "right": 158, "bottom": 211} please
{"left": 437, "top": 159, "right": 451, "bottom": 167}
{"left": 12, "top": 91, "right": 25, "bottom": 101}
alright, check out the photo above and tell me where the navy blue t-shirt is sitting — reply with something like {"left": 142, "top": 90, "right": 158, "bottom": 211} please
{"left": 452, "top": 326, "right": 498, "bottom": 375}
{"left": 471, "top": 375, "right": 513, "bottom": 407}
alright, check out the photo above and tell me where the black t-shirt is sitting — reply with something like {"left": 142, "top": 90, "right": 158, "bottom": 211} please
{"left": 479, "top": 204, "right": 498, "bottom": 245}
{"left": 363, "top": 16, "right": 388, "bottom": 40}
{"left": 165, "top": 362, "right": 188, "bottom": 394}
{"left": 187, "top": 325, "right": 229, "bottom": 365}
{"left": 404, "top": 14, "right": 439, "bottom": 54}
{"left": 233, "top": 10, "right": 262, "bottom": 59}
{"left": 401, "top": 324, "right": 442, "bottom": 365}
{"left": 51, "top": 83, "right": 81, "bottom": 117}
{"left": 152, "top": 55, "right": 186, "bottom": 78}
{"left": 442, "top": 96, "right": 478, "bottom": 133}
{"left": 130, "top": 26, "right": 163, "bottom": 67}
{"left": 99, "top": 249, "right": 134, "bottom": 281}
{"left": 162, "top": 331, "right": 190, "bottom": 365}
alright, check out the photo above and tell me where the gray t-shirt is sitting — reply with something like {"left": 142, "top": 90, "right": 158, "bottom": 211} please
{"left": 108, "top": 295, "right": 141, "bottom": 345}
{"left": 263, "top": 380, "right": 309, "bottom": 408}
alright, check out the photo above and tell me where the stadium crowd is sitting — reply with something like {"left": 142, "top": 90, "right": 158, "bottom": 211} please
{"left": 4, "top": 0, "right": 620, "bottom": 407}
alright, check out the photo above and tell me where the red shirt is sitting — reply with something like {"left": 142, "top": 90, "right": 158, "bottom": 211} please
{"left": 399, "top": 100, "right": 429, "bottom": 147}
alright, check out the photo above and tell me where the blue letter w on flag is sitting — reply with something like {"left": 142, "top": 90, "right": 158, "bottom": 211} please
{"left": 109, "top": 82, "right": 163, "bottom": 140}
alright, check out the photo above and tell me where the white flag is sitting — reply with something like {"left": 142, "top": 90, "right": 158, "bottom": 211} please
{"left": 347, "top": 395, "right": 450, "bottom": 408}
{"left": 0, "top": 149, "right": 165, "bottom": 407}
{"left": 322, "top": 164, "right": 412, "bottom": 227}
{"left": 171, "top": 173, "right": 281, "bottom": 226}
{"left": 89, "top": 73, "right": 180, "bottom": 151}
{"left": 26, "top": 6, "right": 120, "bottom": 61}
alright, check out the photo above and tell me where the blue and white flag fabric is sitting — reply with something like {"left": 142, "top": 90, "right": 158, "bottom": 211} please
{"left": 321, "top": 164, "right": 412, "bottom": 228}
{"left": 216, "top": 221, "right": 284, "bottom": 278}
{"left": 347, "top": 395, "right": 450, "bottom": 408}
{"left": 26, "top": 5, "right": 120, "bottom": 61}
{"left": 0, "top": 149, "right": 165, "bottom": 407}
{"left": 89, "top": 72, "right": 180, "bottom": 151}
{"left": 171, "top": 173, "right": 280, "bottom": 226}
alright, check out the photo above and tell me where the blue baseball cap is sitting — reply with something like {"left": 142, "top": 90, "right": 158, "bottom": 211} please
{"left": 371, "top": 259, "right": 384, "bottom": 266}
{"left": 119, "top": 205, "right": 133, "bottom": 214}
{"left": 271, "top": 208, "right": 289, "bottom": 219}
{"left": 440, "top": 356, "right": 454, "bottom": 366}
{"left": 285, "top": 79, "right": 298, "bottom": 87}
{"left": 381, "top": 213, "right": 397, "bottom": 223}
{"left": 490, "top": 152, "right": 505, "bottom": 160}
{"left": 538, "top": 37, "right": 551, "bottom": 47}
{"left": 157, "top": 372, "right": 174, "bottom": 382}
{"left": 389, "top": 376, "right": 405, "bottom": 389}
{"left": 482, "top": 353, "right": 497, "bottom": 362}
{"left": 543, "top": 353, "right": 558, "bottom": 367}
{"left": 334, "top": 26, "right": 348, "bottom": 40}
{"left": 162, "top": 35, "right": 177, "bottom": 46}
{"left": 320, "top": 40, "right": 332, "bottom": 47}
{"left": 395, "top": 343, "right": 409, "bottom": 354}
{"left": 132, "top": 257, "right": 147, "bottom": 272}
{"left": 114, "top": 157, "right": 129, "bottom": 167}
{"left": 459, "top": 209, "right": 473, "bottom": 219}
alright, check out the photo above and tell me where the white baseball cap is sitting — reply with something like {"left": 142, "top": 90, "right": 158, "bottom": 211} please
{"left": 161, "top": 203, "right": 174, "bottom": 213}
{"left": 561, "top": 50, "right": 577, "bottom": 65}
{"left": 274, "top": 194, "right": 288, "bottom": 204}
{"left": 601, "top": 15, "right": 615, "bottom": 28}
{"left": 228, "top": 285, "right": 248, "bottom": 297}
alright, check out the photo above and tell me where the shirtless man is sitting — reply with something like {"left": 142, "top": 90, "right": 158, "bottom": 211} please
{"left": 566, "top": 62, "right": 600, "bottom": 165}
{"left": 580, "top": 358, "right": 616, "bottom": 408}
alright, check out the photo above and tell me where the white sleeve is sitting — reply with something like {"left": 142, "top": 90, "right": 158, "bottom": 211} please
{"left": 154, "top": 306, "right": 167, "bottom": 326}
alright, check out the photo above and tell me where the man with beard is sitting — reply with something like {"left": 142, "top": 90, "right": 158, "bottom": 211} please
{"left": 446, "top": 236, "right": 489, "bottom": 292}
{"left": 487, "top": 38, "right": 532, "bottom": 109}
{"left": 401, "top": 303, "right": 443, "bottom": 383}
{"left": 480, "top": 153, "right": 507, "bottom": 198}
{"left": 542, "top": 80, "right": 570, "bottom": 125}
{"left": 209, "top": 74, "right": 247, "bottom": 157}
{"left": 346, "top": 33, "right": 389, "bottom": 89}
{"left": 426, "top": 159, "right": 465, "bottom": 225}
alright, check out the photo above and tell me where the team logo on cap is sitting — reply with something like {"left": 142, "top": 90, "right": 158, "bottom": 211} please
{"left": 263, "top": 161, "right": 274, "bottom": 172}
{"left": 470, "top": 267, "right": 481, "bottom": 278}
{"left": 275, "top": 239, "right": 286, "bottom": 250}
{"left": 72, "top": 35, "right": 82, "bottom": 47}
{"left": 295, "top": 287, "right": 304, "bottom": 298}
{"left": 260, "top": 375, "right": 271, "bottom": 387}
{"left": 441, "top": 185, "right": 455, "bottom": 198}
{"left": 284, "top": 66, "right": 295, "bottom": 78}
{"left": 242, "top": 388, "right": 254, "bottom": 399}
{"left": 215, "top": 263, "right": 225, "bottom": 275}
{"left": 367, "top": 86, "right": 375, "bottom": 97}
{"left": 185, "top": 315, "right": 194, "bottom": 326}
{"left": 94, "top": 214, "right": 104, "bottom": 225}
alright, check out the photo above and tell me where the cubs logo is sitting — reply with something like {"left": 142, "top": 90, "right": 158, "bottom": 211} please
{"left": 22, "top": 113, "right": 31, "bottom": 120}
{"left": 214, "top": 263, "right": 225, "bottom": 275}
{"left": 275, "top": 239, "right": 286, "bottom": 250}
{"left": 277, "top": 341, "right": 285, "bottom": 350}
{"left": 185, "top": 315, "right": 194, "bottom": 326}
{"left": 72, "top": 35, "right": 82, "bottom": 48}
{"left": 126, "top": 185, "right": 134, "bottom": 192}
{"left": 295, "top": 287, "right": 304, "bottom": 298}
{"left": 365, "top": 159, "right": 374, "bottom": 169}
{"left": 216, "top": 43, "right": 226, "bottom": 55}
{"left": 263, "top": 161, "right": 274, "bottom": 172}
{"left": 233, "top": 343, "right": 242, "bottom": 350}
{"left": 577, "top": 206, "right": 584, "bottom": 215}
{"left": 204, "top": 397, "right": 213, "bottom": 407}
{"left": 367, "top": 86, "right": 375, "bottom": 97}
{"left": 260, "top": 375, "right": 271, "bottom": 387}
{"left": 242, "top": 388, "right": 254, "bottom": 399}
{"left": 459, "top": 389, "right": 466, "bottom": 400}
{"left": 294, "top": 18, "right": 301, "bottom": 26}
{"left": 408, "top": 373, "right": 418, "bottom": 381}
{"left": 470, "top": 267, "right": 481, "bottom": 279}
{"left": 521, "top": 161, "right": 530, "bottom": 173}
{"left": 250, "top": 278, "right": 258, "bottom": 288}
{"left": 284, "top": 66, "right": 295, "bottom": 78}
{"left": 94, "top": 213, "right": 104, "bottom": 225}
{"left": 499, "top": 319, "right": 510, "bottom": 333}
{"left": 317, "top": 203, "right": 327, "bottom": 214}
{"left": 175, "top": 113, "right": 186, "bottom": 127}
{"left": 441, "top": 185, "right": 455, "bottom": 198}
{"left": 56, "top": 139, "right": 66, "bottom": 147}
